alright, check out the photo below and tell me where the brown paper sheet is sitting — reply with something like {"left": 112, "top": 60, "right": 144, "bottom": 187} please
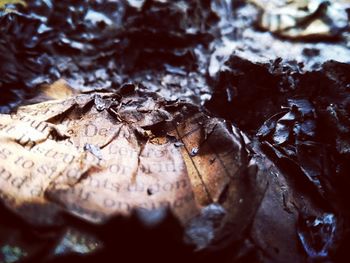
{"left": 0, "top": 85, "right": 266, "bottom": 248}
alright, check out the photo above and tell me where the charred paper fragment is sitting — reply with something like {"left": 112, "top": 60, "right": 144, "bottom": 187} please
{"left": 54, "top": 228, "right": 101, "bottom": 256}
{"left": 0, "top": 85, "right": 267, "bottom": 251}
{"left": 0, "top": 245, "right": 27, "bottom": 263}
{"left": 298, "top": 213, "right": 337, "bottom": 260}
{"left": 206, "top": 53, "right": 350, "bottom": 262}
{"left": 0, "top": 0, "right": 218, "bottom": 111}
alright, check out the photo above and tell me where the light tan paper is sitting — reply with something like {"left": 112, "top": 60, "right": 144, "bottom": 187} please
{"left": 0, "top": 85, "right": 265, "bottom": 247}
{"left": 249, "top": 0, "right": 350, "bottom": 39}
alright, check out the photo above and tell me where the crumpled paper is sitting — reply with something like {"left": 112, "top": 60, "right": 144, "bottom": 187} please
{"left": 0, "top": 83, "right": 266, "bottom": 250}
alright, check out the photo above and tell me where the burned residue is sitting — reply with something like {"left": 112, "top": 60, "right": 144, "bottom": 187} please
{"left": 0, "top": 0, "right": 350, "bottom": 262}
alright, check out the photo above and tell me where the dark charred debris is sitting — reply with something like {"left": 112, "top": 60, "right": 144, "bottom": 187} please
{"left": 0, "top": 0, "right": 350, "bottom": 262}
